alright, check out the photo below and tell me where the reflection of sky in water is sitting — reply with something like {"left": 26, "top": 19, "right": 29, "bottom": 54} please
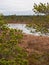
{"left": 8, "top": 24, "right": 49, "bottom": 36}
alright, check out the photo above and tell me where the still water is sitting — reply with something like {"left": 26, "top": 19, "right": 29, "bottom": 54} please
{"left": 8, "top": 24, "right": 49, "bottom": 36}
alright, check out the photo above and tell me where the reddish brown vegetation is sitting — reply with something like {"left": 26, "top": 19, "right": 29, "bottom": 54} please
{"left": 19, "top": 34, "right": 49, "bottom": 54}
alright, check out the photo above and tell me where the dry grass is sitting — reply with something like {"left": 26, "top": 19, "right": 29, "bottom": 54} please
{"left": 19, "top": 34, "right": 49, "bottom": 54}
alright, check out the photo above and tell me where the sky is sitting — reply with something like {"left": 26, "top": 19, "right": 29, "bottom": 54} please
{"left": 0, "top": 0, "right": 49, "bottom": 15}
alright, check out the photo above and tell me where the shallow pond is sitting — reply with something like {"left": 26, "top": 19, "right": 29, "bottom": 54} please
{"left": 8, "top": 24, "right": 49, "bottom": 36}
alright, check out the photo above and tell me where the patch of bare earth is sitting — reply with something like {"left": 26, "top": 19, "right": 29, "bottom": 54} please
{"left": 18, "top": 34, "right": 49, "bottom": 54}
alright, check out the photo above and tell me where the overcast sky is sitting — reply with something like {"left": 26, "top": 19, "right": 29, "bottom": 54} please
{"left": 0, "top": 0, "right": 49, "bottom": 15}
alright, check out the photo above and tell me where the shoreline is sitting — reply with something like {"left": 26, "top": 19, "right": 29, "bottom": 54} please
{"left": 7, "top": 23, "right": 49, "bottom": 37}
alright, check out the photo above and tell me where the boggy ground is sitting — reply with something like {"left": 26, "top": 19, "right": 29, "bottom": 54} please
{"left": 18, "top": 34, "right": 49, "bottom": 65}
{"left": 4, "top": 15, "right": 49, "bottom": 64}
{"left": 19, "top": 34, "right": 49, "bottom": 54}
